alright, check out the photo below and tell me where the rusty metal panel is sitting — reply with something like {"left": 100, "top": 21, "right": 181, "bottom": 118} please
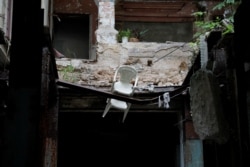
{"left": 184, "top": 95, "right": 200, "bottom": 139}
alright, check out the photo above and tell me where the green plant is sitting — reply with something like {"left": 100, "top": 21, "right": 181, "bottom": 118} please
{"left": 192, "top": 0, "right": 241, "bottom": 40}
{"left": 62, "top": 64, "right": 76, "bottom": 82}
{"left": 130, "top": 28, "right": 149, "bottom": 41}
{"left": 117, "top": 29, "right": 131, "bottom": 42}
{"left": 192, "top": 13, "right": 222, "bottom": 38}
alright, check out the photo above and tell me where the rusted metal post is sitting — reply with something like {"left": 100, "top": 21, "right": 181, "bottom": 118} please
{"left": 39, "top": 28, "right": 59, "bottom": 167}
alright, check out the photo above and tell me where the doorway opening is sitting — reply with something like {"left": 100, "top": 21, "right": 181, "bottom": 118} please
{"left": 58, "top": 112, "right": 180, "bottom": 167}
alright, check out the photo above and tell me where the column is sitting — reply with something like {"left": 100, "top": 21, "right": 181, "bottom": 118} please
{"left": 95, "top": 0, "right": 118, "bottom": 44}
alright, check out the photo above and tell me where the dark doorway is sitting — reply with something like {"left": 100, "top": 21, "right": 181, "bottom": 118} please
{"left": 58, "top": 112, "right": 180, "bottom": 167}
{"left": 53, "top": 14, "right": 90, "bottom": 59}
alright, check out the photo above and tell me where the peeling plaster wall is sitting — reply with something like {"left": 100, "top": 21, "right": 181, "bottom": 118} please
{"left": 56, "top": 41, "right": 198, "bottom": 88}
{"left": 95, "top": 1, "right": 118, "bottom": 44}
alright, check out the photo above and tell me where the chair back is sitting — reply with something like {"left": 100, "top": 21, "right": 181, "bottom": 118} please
{"left": 114, "top": 65, "right": 138, "bottom": 86}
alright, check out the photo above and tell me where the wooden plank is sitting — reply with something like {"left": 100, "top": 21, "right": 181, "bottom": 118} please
{"left": 56, "top": 79, "right": 189, "bottom": 105}
{"left": 116, "top": 10, "right": 180, "bottom": 17}
{"left": 122, "top": 2, "right": 185, "bottom": 10}
{"left": 59, "top": 94, "right": 183, "bottom": 111}
{"left": 115, "top": 16, "right": 194, "bottom": 22}
{"left": 115, "top": 1, "right": 195, "bottom": 23}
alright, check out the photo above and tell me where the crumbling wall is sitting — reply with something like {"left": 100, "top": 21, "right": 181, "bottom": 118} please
{"left": 56, "top": 41, "right": 198, "bottom": 88}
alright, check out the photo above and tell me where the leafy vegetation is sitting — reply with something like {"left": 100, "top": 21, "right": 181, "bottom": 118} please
{"left": 117, "top": 26, "right": 149, "bottom": 42}
{"left": 62, "top": 64, "right": 77, "bottom": 82}
{"left": 192, "top": 0, "right": 241, "bottom": 40}
{"left": 117, "top": 29, "right": 131, "bottom": 42}
{"left": 130, "top": 28, "right": 149, "bottom": 41}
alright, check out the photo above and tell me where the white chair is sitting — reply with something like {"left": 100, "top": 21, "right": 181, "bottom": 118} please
{"left": 102, "top": 65, "right": 139, "bottom": 122}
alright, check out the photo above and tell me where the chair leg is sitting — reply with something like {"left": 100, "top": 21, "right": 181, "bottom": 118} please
{"left": 102, "top": 101, "right": 111, "bottom": 118}
{"left": 122, "top": 103, "right": 131, "bottom": 123}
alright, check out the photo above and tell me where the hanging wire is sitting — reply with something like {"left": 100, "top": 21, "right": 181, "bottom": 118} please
{"left": 153, "top": 43, "right": 187, "bottom": 63}
{"left": 146, "top": 87, "right": 189, "bottom": 106}
{"left": 153, "top": 36, "right": 201, "bottom": 63}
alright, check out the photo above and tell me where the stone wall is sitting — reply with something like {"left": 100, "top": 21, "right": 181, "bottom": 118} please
{"left": 56, "top": 41, "right": 198, "bottom": 89}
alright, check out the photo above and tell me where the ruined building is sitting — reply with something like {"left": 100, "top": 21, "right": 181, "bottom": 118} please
{"left": 0, "top": 0, "right": 249, "bottom": 167}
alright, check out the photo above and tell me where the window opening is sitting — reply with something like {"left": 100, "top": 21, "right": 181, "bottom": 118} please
{"left": 58, "top": 112, "right": 180, "bottom": 167}
{"left": 53, "top": 14, "right": 90, "bottom": 59}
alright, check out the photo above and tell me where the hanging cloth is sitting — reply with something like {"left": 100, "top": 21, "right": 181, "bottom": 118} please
{"left": 158, "top": 92, "right": 170, "bottom": 109}
{"left": 189, "top": 68, "right": 229, "bottom": 144}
